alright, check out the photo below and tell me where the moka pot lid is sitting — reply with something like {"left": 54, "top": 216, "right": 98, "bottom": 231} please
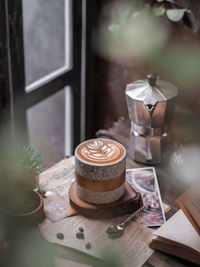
{"left": 125, "top": 74, "right": 178, "bottom": 106}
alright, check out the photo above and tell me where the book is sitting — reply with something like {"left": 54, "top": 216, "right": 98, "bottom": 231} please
{"left": 176, "top": 181, "right": 200, "bottom": 235}
{"left": 149, "top": 209, "right": 200, "bottom": 265}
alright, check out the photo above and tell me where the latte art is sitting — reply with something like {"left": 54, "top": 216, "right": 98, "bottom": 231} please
{"left": 76, "top": 139, "right": 125, "bottom": 165}
{"left": 81, "top": 140, "right": 120, "bottom": 162}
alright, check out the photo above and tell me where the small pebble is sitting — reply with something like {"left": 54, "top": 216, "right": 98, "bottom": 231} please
{"left": 79, "top": 227, "right": 84, "bottom": 232}
{"left": 85, "top": 243, "right": 91, "bottom": 249}
{"left": 76, "top": 232, "right": 84, "bottom": 239}
{"left": 56, "top": 233, "right": 64, "bottom": 240}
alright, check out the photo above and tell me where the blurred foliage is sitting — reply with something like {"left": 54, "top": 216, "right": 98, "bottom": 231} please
{"left": 151, "top": 44, "right": 200, "bottom": 89}
{"left": 174, "top": 108, "right": 200, "bottom": 143}
{"left": 96, "top": 0, "right": 200, "bottom": 89}
{"left": 170, "top": 144, "right": 200, "bottom": 185}
{"left": 9, "top": 145, "right": 42, "bottom": 186}
{"left": 97, "top": 2, "right": 167, "bottom": 62}
{"left": 97, "top": 247, "right": 126, "bottom": 267}
{"left": 154, "top": 0, "right": 197, "bottom": 31}
{"left": 166, "top": 9, "right": 187, "bottom": 22}
{"left": 0, "top": 130, "right": 43, "bottom": 214}
{"left": 0, "top": 131, "right": 55, "bottom": 267}
{"left": 0, "top": 226, "right": 55, "bottom": 267}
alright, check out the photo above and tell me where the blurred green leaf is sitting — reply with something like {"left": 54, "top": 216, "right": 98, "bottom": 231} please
{"left": 166, "top": 8, "right": 197, "bottom": 31}
{"left": 98, "top": 5, "right": 168, "bottom": 62}
{"left": 151, "top": 44, "right": 200, "bottom": 88}
{"left": 108, "top": 24, "right": 120, "bottom": 39}
{"left": 166, "top": 9, "right": 186, "bottom": 22}
{"left": 98, "top": 248, "right": 125, "bottom": 267}
{"left": 115, "top": 6, "right": 133, "bottom": 24}
{"left": 183, "top": 10, "right": 198, "bottom": 31}
{"left": 153, "top": 6, "right": 166, "bottom": 16}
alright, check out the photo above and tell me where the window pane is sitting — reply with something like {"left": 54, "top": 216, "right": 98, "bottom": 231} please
{"left": 27, "top": 87, "right": 72, "bottom": 163}
{"left": 23, "top": 0, "right": 72, "bottom": 91}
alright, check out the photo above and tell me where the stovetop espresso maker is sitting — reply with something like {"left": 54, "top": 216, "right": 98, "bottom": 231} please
{"left": 125, "top": 74, "right": 178, "bottom": 164}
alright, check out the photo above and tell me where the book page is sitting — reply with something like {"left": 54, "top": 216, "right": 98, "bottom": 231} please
{"left": 154, "top": 210, "right": 200, "bottom": 253}
{"left": 40, "top": 215, "right": 153, "bottom": 267}
{"left": 176, "top": 182, "right": 200, "bottom": 235}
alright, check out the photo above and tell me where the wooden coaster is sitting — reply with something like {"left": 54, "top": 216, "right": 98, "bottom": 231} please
{"left": 69, "top": 182, "right": 143, "bottom": 219}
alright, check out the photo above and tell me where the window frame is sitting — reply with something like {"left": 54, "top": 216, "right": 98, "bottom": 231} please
{"left": 1, "top": 0, "right": 84, "bottom": 152}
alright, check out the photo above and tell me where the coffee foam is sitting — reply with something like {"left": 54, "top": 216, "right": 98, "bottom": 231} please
{"left": 76, "top": 139, "right": 125, "bottom": 165}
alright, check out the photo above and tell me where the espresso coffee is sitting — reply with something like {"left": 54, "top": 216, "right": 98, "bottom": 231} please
{"left": 75, "top": 138, "right": 126, "bottom": 204}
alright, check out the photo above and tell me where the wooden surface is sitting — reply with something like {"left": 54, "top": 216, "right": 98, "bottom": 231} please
{"left": 69, "top": 182, "right": 142, "bottom": 219}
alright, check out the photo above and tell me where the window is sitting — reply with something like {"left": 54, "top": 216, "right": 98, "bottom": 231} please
{"left": 0, "top": 0, "right": 86, "bottom": 162}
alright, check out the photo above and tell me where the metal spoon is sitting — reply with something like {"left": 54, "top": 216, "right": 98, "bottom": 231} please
{"left": 106, "top": 200, "right": 154, "bottom": 239}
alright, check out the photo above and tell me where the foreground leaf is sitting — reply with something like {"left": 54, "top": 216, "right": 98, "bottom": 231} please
{"left": 153, "top": 6, "right": 165, "bottom": 16}
{"left": 166, "top": 9, "right": 186, "bottom": 22}
{"left": 108, "top": 24, "right": 120, "bottom": 39}
{"left": 183, "top": 10, "right": 198, "bottom": 31}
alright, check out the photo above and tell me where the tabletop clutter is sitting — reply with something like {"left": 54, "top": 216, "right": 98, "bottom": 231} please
{"left": 39, "top": 75, "right": 200, "bottom": 266}
{"left": 70, "top": 138, "right": 143, "bottom": 220}
{"left": 39, "top": 137, "right": 166, "bottom": 267}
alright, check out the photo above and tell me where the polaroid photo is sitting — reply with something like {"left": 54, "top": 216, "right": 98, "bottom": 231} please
{"left": 126, "top": 167, "right": 166, "bottom": 227}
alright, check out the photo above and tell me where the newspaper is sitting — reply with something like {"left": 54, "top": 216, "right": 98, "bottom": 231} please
{"left": 40, "top": 214, "right": 153, "bottom": 267}
{"left": 39, "top": 157, "right": 78, "bottom": 221}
